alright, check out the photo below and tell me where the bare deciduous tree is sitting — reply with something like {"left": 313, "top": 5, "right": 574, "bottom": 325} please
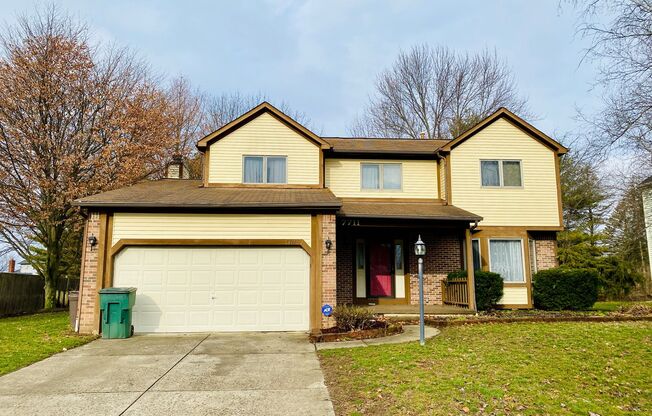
{"left": 573, "top": 0, "right": 652, "bottom": 169}
{"left": 0, "top": 7, "right": 175, "bottom": 307}
{"left": 350, "top": 45, "right": 528, "bottom": 139}
{"left": 167, "top": 75, "right": 206, "bottom": 158}
{"left": 204, "top": 92, "right": 312, "bottom": 132}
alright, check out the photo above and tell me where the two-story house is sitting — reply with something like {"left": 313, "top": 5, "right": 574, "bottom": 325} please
{"left": 74, "top": 102, "right": 567, "bottom": 334}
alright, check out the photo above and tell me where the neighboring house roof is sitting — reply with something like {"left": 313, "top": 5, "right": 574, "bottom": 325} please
{"left": 440, "top": 107, "right": 569, "bottom": 154}
{"left": 74, "top": 180, "right": 342, "bottom": 209}
{"left": 338, "top": 199, "right": 482, "bottom": 221}
{"left": 323, "top": 137, "right": 449, "bottom": 155}
{"left": 196, "top": 102, "right": 331, "bottom": 151}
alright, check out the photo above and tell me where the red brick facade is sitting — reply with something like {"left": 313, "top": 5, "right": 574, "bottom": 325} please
{"left": 335, "top": 227, "right": 354, "bottom": 305}
{"left": 335, "top": 227, "right": 465, "bottom": 306}
{"left": 78, "top": 212, "right": 101, "bottom": 334}
{"left": 531, "top": 231, "right": 558, "bottom": 271}
{"left": 320, "top": 214, "right": 337, "bottom": 328}
{"left": 407, "top": 231, "right": 464, "bottom": 305}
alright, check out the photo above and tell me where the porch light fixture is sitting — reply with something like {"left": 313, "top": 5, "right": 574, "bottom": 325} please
{"left": 325, "top": 239, "right": 332, "bottom": 251}
{"left": 414, "top": 235, "right": 426, "bottom": 346}
{"left": 414, "top": 235, "right": 426, "bottom": 257}
{"left": 88, "top": 235, "right": 98, "bottom": 248}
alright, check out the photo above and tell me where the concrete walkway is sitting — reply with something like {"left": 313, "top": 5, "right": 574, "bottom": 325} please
{"left": 0, "top": 333, "right": 334, "bottom": 416}
{"left": 314, "top": 325, "right": 440, "bottom": 350}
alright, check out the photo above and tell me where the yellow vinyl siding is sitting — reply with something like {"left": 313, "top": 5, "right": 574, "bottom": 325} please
{"left": 325, "top": 158, "right": 438, "bottom": 199}
{"left": 112, "top": 213, "right": 312, "bottom": 247}
{"left": 207, "top": 112, "right": 320, "bottom": 185}
{"left": 450, "top": 118, "right": 560, "bottom": 227}
{"left": 498, "top": 287, "right": 529, "bottom": 305}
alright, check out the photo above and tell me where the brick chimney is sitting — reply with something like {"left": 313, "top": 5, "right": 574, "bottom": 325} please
{"left": 8, "top": 258, "right": 15, "bottom": 273}
{"left": 166, "top": 154, "right": 186, "bottom": 179}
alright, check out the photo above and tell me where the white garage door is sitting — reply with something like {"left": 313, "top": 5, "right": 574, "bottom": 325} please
{"left": 113, "top": 246, "right": 310, "bottom": 332}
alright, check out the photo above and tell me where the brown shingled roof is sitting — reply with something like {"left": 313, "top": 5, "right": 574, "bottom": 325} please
{"left": 338, "top": 199, "right": 482, "bottom": 221}
{"left": 323, "top": 137, "right": 449, "bottom": 155}
{"left": 74, "top": 180, "right": 342, "bottom": 209}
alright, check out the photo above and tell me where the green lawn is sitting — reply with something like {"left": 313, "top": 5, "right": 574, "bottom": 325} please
{"left": 0, "top": 312, "right": 96, "bottom": 376}
{"left": 319, "top": 322, "right": 652, "bottom": 415}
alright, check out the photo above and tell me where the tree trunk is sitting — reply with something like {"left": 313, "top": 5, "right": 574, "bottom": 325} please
{"left": 44, "top": 279, "right": 56, "bottom": 309}
{"left": 43, "top": 225, "right": 63, "bottom": 309}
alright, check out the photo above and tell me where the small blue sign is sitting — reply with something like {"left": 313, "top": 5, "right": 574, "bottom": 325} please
{"left": 321, "top": 304, "right": 333, "bottom": 317}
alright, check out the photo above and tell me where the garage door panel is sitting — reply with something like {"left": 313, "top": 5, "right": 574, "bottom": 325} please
{"left": 262, "top": 250, "right": 283, "bottom": 264}
{"left": 190, "top": 292, "right": 211, "bottom": 306}
{"left": 114, "top": 246, "right": 309, "bottom": 332}
{"left": 167, "top": 270, "right": 189, "bottom": 285}
{"left": 262, "top": 271, "right": 283, "bottom": 285}
{"left": 239, "top": 270, "right": 259, "bottom": 285}
{"left": 190, "top": 249, "right": 213, "bottom": 265}
{"left": 215, "top": 271, "right": 235, "bottom": 285}
{"left": 143, "top": 250, "right": 166, "bottom": 265}
{"left": 165, "top": 291, "right": 188, "bottom": 306}
{"left": 261, "top": 291, "right": 282, "bottom": 305}
{"left": 284, "top": 291, "right": 306, "bottom": 305}
{"left": 238, "top": 250, "right": 260, "bottom": 264}
{"left": 236, "top": 311, "right": 258, "bottom": 326}
{"left": 191, "top": 270, "right": 212, "bottom": 285}
{"left": 238, "top": 291, "right": 258, "bottom": 305}
{"left": 143, "top": 270, "right": 163, "bottom": 285}
{"left": 168, "top": 250, "right": 190, "bottom": 265}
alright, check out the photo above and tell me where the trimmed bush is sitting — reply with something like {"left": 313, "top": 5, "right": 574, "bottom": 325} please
{"left": 474, "top": 271, "right": 504, "bottom": 311}
{"left": 533, "top": 268, "right": 599, "bottom": 310}
{"left": 333, "top": 305, "right": 376, "bottom": 331}
{"left": 447, "top": 270, "right": 504, "bottom": 311}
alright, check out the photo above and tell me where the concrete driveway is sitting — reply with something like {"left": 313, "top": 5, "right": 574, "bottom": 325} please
{"left": 0, "top": 333, "right": 334, "bottom": 416}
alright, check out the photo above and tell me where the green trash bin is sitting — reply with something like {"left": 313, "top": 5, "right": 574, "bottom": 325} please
{"left": 99, "top": 287, "right": 137, "bottom": 339}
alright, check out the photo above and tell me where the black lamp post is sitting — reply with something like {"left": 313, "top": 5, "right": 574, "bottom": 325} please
{"left": 414, "top": 235, "right": 426, "bottom": 346}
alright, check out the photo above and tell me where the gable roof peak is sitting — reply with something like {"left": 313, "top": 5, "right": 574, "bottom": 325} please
{"left": 196, "top": 101, "right": 330, "bottom": 150}
{"left": 442, "top": 107, "right": 568, "bottom": 154}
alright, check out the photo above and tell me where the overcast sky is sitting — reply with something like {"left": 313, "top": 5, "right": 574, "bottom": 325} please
{"left": 0, "top": 0, "right": 601, "bottom": 139}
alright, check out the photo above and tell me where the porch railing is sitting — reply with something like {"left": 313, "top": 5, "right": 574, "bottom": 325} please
{"left": 442, "top": 278, "right": 469, "bottom": 307}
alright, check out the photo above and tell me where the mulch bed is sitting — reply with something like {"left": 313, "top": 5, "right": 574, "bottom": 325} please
{"left": 310, "top": 321, "right": 403, "bottom": 343}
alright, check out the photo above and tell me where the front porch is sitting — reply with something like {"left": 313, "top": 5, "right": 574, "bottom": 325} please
{"left": 334, "top": 204, "right": 480, "bottom": 311}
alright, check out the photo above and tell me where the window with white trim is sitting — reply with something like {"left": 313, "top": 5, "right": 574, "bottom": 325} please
{"left": 361, "top": 163, "right": 402, "bottom": 190}
{"left": 489, "top": 239, "right": 525, "bottom": 282}
{"left": 481, "top": 160, "right": 522, "bottom": 187}
{"left": 243, "top": 156, "right": 287, "bottom": 184}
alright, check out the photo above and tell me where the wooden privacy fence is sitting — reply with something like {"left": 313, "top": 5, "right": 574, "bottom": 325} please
{"left": 442, "top": 278, "right": 469, "bottom": 307}
{"left": 0, "top": 273, "right": 80, "bottom": 316}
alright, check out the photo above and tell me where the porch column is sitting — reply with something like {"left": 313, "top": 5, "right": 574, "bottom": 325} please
{"left": 465, "top": 229, "right": 477, "bottom": 311}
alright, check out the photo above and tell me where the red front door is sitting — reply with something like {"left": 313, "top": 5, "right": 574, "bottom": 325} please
{"left": 369, "top": 242, "right": 393, "bottom": 297}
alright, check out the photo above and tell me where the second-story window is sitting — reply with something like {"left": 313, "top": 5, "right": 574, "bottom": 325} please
{"left": 361, "top": 163, "right": 402, "bottom": 190}
{"left": 481, "top": 160, "right": 522, "bottom": 187}
{"left": 243, "top": 156, "right": 287, "bottom": 184}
